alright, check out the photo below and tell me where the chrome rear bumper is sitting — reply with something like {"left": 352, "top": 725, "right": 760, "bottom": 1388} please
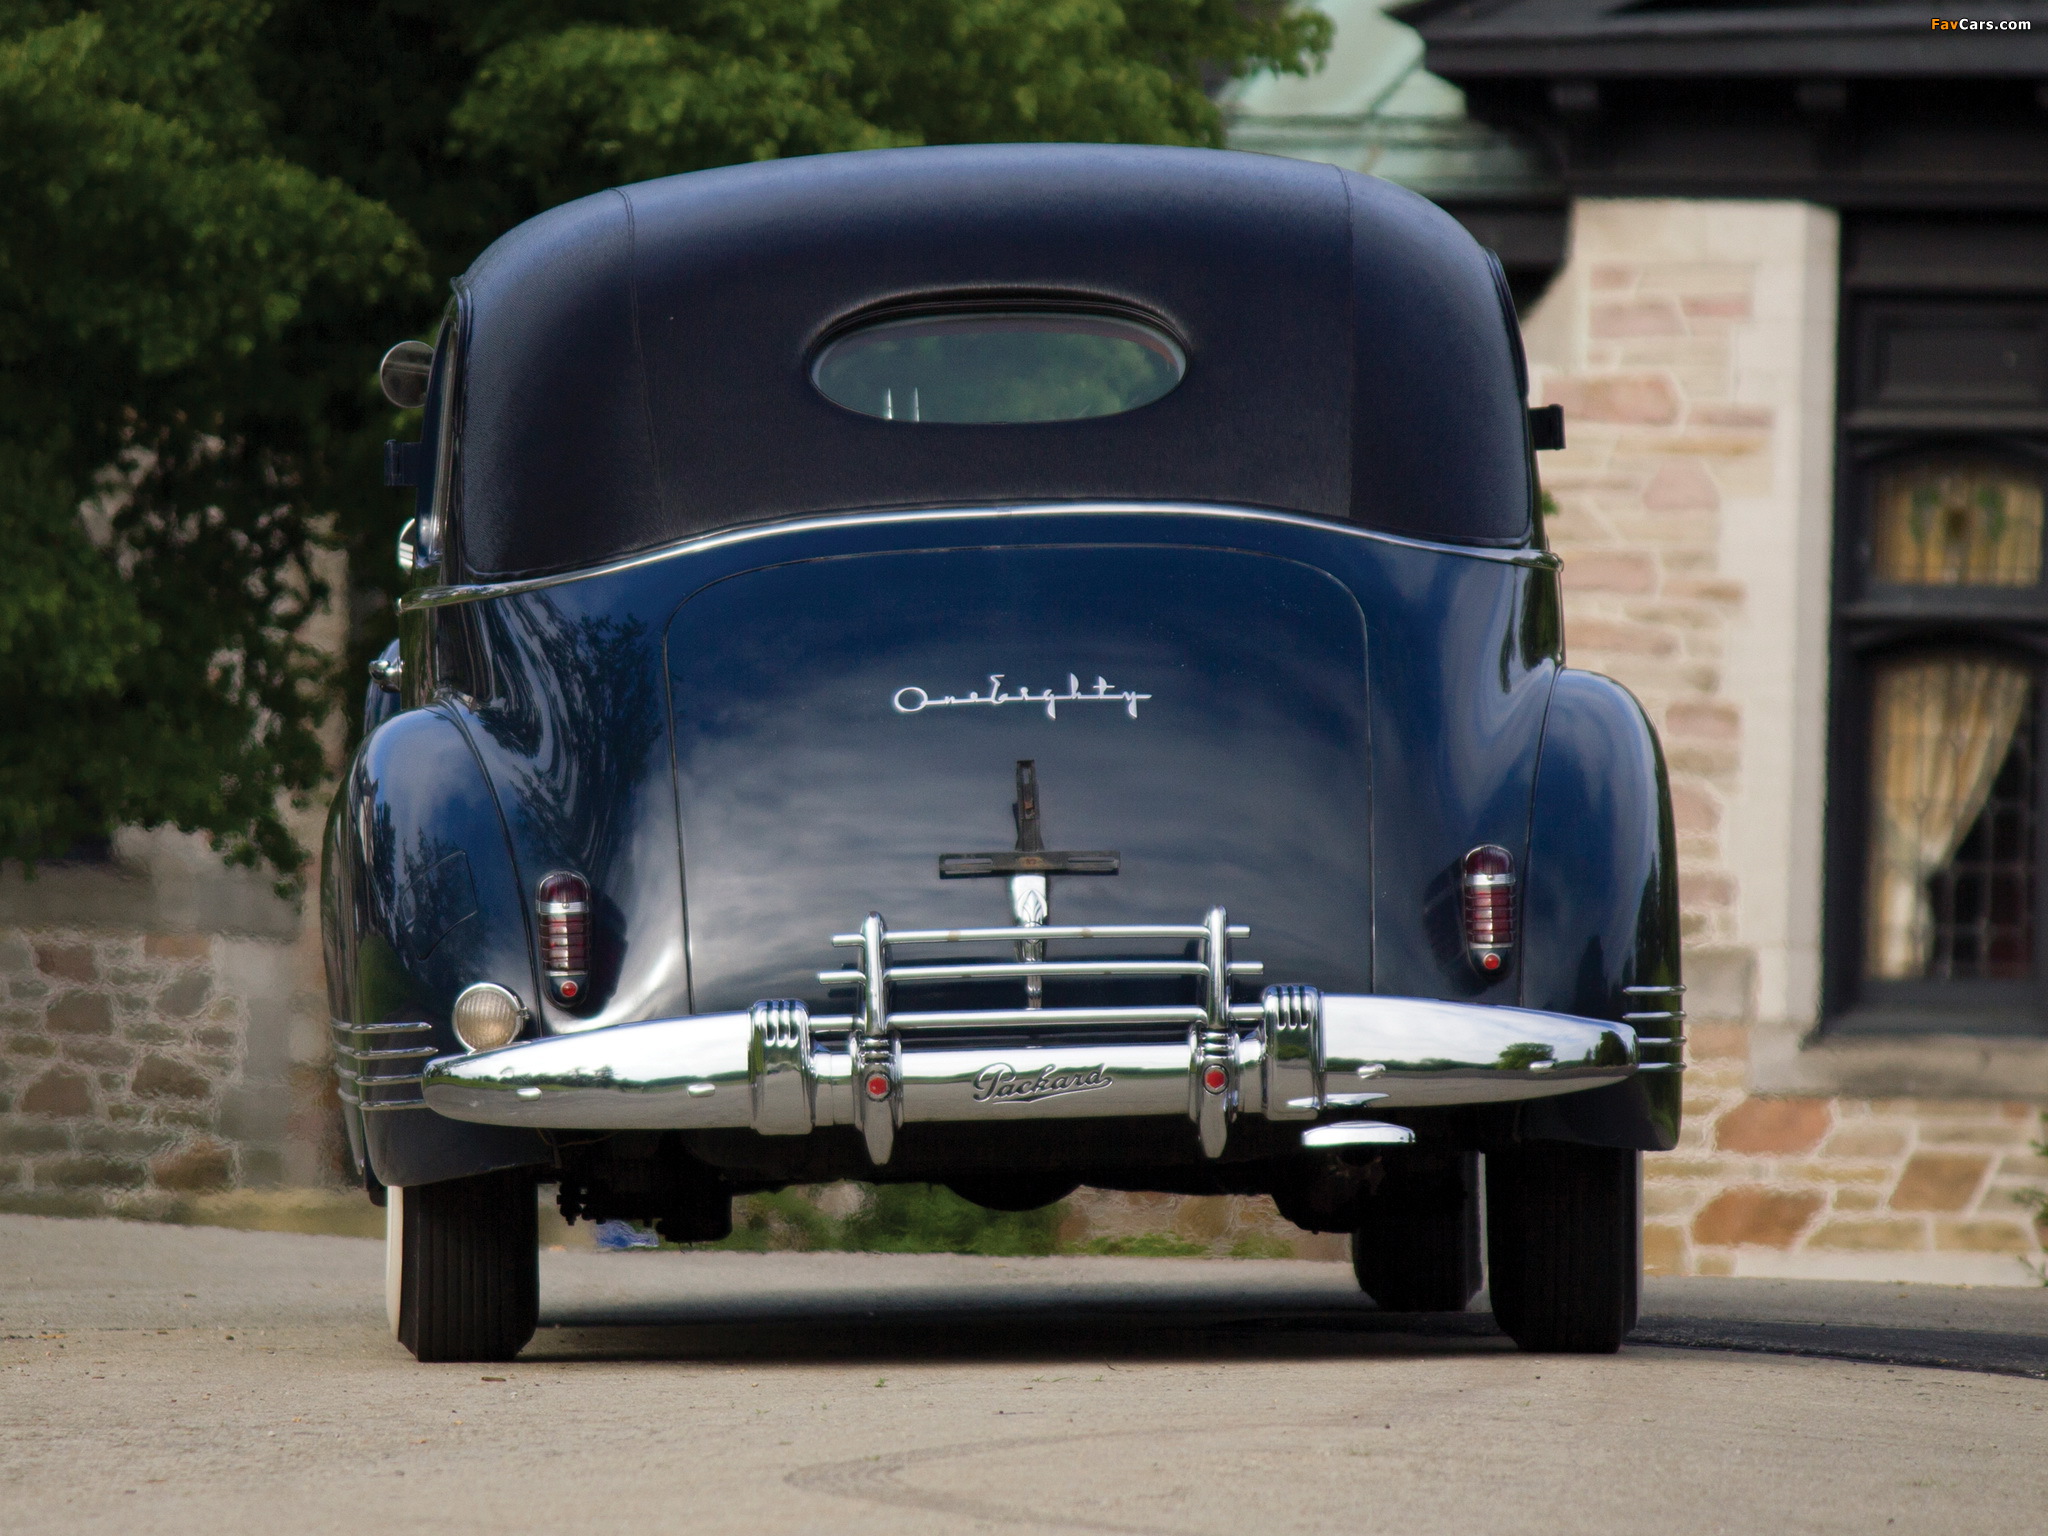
{"left": 418, "top": 906, "right": 1664, "bottom": 1165}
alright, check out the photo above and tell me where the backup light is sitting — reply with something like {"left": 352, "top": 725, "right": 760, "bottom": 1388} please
{"left": 537, "top": 872, "right": 590, "bottom": 1004}
{"left": 1461, "top": 845, "right": 1516, "bottom": 975}
{"left": 452, "top": 983, "right": 526, "bottom": 1052}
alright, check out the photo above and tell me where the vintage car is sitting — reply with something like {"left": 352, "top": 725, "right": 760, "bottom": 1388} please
{"left": 329, "top": 143, "right": 1681, "bottom": 1364}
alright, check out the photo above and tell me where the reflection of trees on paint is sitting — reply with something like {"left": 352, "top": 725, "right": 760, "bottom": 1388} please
{"left": 473, "top": 596, "right": 662, "bottom": 883}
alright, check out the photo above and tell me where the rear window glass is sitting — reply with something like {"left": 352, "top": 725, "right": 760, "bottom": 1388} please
{"left": 811, "top": 310, "right": 1185, "bottom": 424}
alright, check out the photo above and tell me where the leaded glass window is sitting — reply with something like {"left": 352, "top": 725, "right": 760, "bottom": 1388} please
{"left": 1835, "top": 450, "right": 2048, "bottom": 1030}
{"left": 1831, "top": 224, "right": 2048, "bottom": 1036}
{"left": 1869, "top": 460, "right": 2043, "bottom": 588}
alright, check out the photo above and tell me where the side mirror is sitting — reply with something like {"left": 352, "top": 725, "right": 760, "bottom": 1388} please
{"left": 379, "top": 340, "right": 434, "bottom": 409}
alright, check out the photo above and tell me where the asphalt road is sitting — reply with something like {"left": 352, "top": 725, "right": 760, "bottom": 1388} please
{"left": 3, "top": 1214, "right": 2045, "bottom": 1535}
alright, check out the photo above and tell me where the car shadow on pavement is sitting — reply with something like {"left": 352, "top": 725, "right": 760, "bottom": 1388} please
{"left": 527, "top": 1283, "right": 1521, "bottom": 1366}
{"left": 527, "top": 1282, "right": 2048, "bottom": 1378}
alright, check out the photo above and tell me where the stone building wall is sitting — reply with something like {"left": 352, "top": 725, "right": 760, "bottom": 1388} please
{"left": 0, "top": 832, "right": 337, "bottom": 1217}
{"left": 1658, "top": 1027, "right": 2044, "bottom": 1283}
{"left": 1525, "top": 198, "right": 2048, "bottom": 1284}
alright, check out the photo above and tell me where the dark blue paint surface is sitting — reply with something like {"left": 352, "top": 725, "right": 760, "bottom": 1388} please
{"left": 327, "top": 507, "right": 1680, "bottom": 1177}
{"left": 669, "top": 546, "right": 1373, "bottom": 1010}
{"left": 1520, "top": 669, "right": 1683, "bottom": 1148}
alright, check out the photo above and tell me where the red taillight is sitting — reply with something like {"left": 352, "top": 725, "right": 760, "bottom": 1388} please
{"left": 537, "top": 872, "right": 590, "bottom": 1004}
{"left": 1461, "top": 845, "right": 1516, "bottom": 975}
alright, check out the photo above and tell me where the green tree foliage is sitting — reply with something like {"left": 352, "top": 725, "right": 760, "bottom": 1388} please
{"left": 715, "top": 1183, "right": 1066, "bottom": 1256}
{"left": 1, "top": 0, "right": 1330, "bottom": 880}
{"left": 0, "top": 2, "right": 422, "bottom": 877}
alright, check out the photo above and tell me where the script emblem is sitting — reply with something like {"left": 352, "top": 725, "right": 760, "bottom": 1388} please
{"left": 893, "top": 673, "right": 1150, "bottom": 720}
{"left": 970, "top": 1062, "right": 1113, "bottom": 1105}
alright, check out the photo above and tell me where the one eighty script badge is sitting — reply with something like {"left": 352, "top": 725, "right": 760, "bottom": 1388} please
{"left": 892, "top": 673, "right": 1151, "bottom": 720}
{"left": 971, "top": 1062, "right": 1113, "bottom": 1105}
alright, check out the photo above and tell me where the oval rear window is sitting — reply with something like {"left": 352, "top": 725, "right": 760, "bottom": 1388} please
{"left": 812, "top": 310, "right": 1185, "bottom": 424}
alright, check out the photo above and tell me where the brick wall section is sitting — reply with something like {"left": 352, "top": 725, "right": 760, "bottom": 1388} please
{"left": 0, "top": 927, "right": 252, "bottom": 1212}
{"left": 1653, "top": 1022, "right": 2044, "bottom": 1280}
{"left": 1533, "top": 242, "right": 1760, "bottom": 950}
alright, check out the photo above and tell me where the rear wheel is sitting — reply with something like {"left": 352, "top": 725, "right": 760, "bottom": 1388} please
{"left": 1349, "top": 1149, "right": 1482, "bottom": 1312}
{"left": 388, "top": 1167, "right": 539, "bottom": 1363}
{"left": 1485, "top": 1142, "right": 1640, "bottom": 1353}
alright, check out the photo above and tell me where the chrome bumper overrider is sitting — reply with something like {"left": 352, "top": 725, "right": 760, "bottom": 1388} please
{"left": 416, "top": 908, "right": 1670, "bottom": 1164}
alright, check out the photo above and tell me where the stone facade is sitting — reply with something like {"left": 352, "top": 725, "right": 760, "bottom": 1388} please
{"left": 1658, "top": 1023, "right": 2045, "bottom": 1283}
{"left": 1526, "top": 198, "right": 2048, "bottom": 1284}
{"left": 0, "top": 832, "right": 337, "bottom": 1217}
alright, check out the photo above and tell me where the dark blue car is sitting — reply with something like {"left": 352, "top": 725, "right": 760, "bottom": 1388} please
{"left": 329, "top": 144, "right": 1681, "bottom": 1363}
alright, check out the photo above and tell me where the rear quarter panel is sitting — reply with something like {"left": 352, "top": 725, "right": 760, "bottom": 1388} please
{"left": 335, "top": 708, "right": 552, "bottom": 1184}
{"left": 1518, "top": 668, "right": 1684, "bottom": 1150}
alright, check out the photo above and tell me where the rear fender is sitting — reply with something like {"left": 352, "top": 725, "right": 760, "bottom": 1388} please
{"left": 1517, "top": 669, "right": 1682, "bottom": 1151}
{"left": 342, "top": 707, "right": 550, "bottom": 1185}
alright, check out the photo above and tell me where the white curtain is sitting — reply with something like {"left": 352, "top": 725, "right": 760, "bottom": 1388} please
{"left": 1866, "top": 656, "right": 2032, "bottom": 979}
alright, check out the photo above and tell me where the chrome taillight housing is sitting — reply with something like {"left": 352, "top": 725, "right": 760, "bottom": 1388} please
{"left": 537, "top": 872, "right": 590, "bottom": 1004}
{"left": 1461, "top": 845, "right": 1516, "bottom": 975}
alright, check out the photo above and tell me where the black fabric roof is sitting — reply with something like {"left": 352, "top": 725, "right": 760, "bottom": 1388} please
{"left": 453, "top": 144, "right": 1533, "bottom": 579}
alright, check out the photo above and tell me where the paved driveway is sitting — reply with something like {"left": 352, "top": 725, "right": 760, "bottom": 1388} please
{"left": 3, "top": 1214, "right": 2044, "bottom": 1534}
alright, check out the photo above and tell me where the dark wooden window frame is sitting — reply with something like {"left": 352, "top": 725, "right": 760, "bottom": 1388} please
{"left": 1824, "top": 220, "right": 2048, "bottom": 1040}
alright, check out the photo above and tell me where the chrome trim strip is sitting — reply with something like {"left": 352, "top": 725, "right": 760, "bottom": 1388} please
{"left": 817, "top": 959, "right": 1263, "bottom": 986}
{"left": 1622, "top": 984, "right": 1686, "bottom": 995}
{"left": 398, "top": 502, "right": 1557, "bottom": 612}
{"left": 883, "top": 1005, "right": 1233, "bottom": 1032}
{"left": 330, "top": 1020, "right": 436, "bottom": 1111}
{"left": 835, "top": 922, "right": 1251, "bottom": 946}
{"left": 330, "top": 1021, "right": 432, "bottom": 1041}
